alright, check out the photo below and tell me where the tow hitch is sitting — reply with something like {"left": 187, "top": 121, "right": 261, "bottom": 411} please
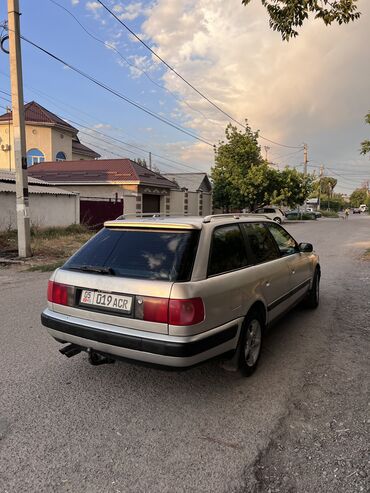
{"left": 87, "top": 348, "right": 115, "bottom": 366}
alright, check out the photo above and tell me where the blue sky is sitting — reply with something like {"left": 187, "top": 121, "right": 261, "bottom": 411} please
{"left": 0, "top": 0, "right": 369, "bottom": 193}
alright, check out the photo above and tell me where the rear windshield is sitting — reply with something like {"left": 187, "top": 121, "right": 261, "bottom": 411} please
{"left": 63, "top": 227, "right": 199, "bottom": 281}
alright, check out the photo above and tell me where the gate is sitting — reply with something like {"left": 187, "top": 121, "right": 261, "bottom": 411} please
{"left": 80, "top": 198, "right": 123, "bottom": 229}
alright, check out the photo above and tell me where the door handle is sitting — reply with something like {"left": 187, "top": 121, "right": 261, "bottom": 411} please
{"left": 265, "top": 281, "right": 271, "bottom": 287}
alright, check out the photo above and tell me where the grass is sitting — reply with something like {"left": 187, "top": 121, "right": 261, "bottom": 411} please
{"left": 27, "top": 260, "right": 66, "bottom": 272}
{"left": 0, "top": 224, "right": 93, "bottom": 269}
{"left": 363, "top": 248, "right": 370, "bottom": 261}
{"left": 320, "top": 210, "right": 339, "bottom": 218}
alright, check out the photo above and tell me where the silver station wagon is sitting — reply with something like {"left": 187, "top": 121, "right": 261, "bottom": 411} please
{"left": 42, "top": 214, "right": 320, "bottom": 376}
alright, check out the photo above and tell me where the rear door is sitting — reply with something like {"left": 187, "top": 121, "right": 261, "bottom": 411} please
{"left": 241, "top": 222, "right": 292, "bottom": 322}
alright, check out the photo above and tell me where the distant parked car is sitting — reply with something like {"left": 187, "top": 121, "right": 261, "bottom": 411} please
{"left": 306, "top": 208, "right": 322, "bottom": 218}
{"left": 285, "top": 209, "right": 317, "bottom": 220}
{"left": 359, "top": 204, "right": 368, "bottom": 213}
{"left": 253, "top": 206, "right": 285, "bottom": 223}
{"left": 353, "top": 208, "right": 361, "bottom": 214}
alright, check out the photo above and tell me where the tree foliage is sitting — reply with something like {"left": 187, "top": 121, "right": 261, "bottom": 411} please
{"left": 241, "top": 0, "right": 361, "bottom": 40}
{"left": 350, "top": 187, "right": 368, "bottom": 207}
{"left": 360, "top": 112, "right": 370, "bottom": 155}
{"left": 311, "top": 176, "right": 337, "bottom": 196}
{"left": 212, "top": 122, "right": 311, "bottom": 210}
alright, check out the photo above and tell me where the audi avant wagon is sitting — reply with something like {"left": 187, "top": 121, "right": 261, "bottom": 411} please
{"left": 41, "top": 214, "right": 320, "bottom": 376}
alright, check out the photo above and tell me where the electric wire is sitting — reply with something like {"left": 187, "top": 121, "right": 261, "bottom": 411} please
{"left": 13, "top": 31, "right": 214, "bottom": 147}
{"left": 0, "top": 86, "right": 207, "bottom": 174}
{"left": 46, "top": 0, "right": 215, "bottom": 126}
{"left": 96, "top": 0, "right": 303, "bottom": 149}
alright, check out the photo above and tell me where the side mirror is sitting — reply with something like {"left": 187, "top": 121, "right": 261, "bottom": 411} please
{"left": 299, "top": 242, "right": 313, "bottom": 253}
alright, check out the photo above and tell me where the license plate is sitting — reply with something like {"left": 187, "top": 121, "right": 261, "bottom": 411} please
{"left": 80, "top": 290, "right": 132, "bottom": 313}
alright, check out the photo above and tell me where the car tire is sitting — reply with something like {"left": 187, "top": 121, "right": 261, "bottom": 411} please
{"left": 304, "top": 269, "right": 320, "bottom": 309}
{"left": 238, "top": 310, "right": 263, "bottom": 377}
{"left": 273, "top": 217, "right": 282, "bottom": 224}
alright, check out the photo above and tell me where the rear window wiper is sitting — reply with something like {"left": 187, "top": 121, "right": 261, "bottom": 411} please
{"left": 67, "top": 265, "right": 115, "bottom": 275}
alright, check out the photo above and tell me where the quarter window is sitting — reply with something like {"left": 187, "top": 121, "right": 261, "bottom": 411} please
{"left": 208, "top": 224, "right": 248, "bottom": 276}
{"left": 266, "top": 223, "right": 298, "bottom": 256}
{"left": 242, "top": 223, "right": 280, "bottom": 264}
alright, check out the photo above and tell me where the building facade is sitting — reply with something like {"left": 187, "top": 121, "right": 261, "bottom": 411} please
{"left": 0, "top": 101, "right": 100, "bottom": 170}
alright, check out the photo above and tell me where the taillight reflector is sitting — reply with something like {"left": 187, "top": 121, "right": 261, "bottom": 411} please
{"left": 142, "top": 297, "right": 169, "bottom": 324}
{"left": 47, "top": 281, "right": 70, "bottom": 306}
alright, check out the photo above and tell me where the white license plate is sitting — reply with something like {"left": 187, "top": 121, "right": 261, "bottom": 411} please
{"left": 80, "top": 290, "right": 132, "bottom": 313}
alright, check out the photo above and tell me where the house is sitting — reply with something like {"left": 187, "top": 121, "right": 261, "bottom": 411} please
{"left": 163, "top": 172, "right": 212, "bottom": 192}
{"left": 0, "top": 101, "right": 100, "bottom": 170}
{"left": 28, "top": 158, "right": 178, "bottom": 222}
{"left": 0, "top": 171, "right": 79, "bottom": 230}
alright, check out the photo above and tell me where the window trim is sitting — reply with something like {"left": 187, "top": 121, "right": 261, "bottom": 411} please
{"left": 206, "top": 223, "right": 250, "bottom": 278}
{"left": 264, "top": 222, "right": 300, "bottom": 257}
{"left": 240, "top": 221, "right": 281, "bottom": 266}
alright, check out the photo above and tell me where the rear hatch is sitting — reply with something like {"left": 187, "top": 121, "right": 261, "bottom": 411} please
{"left": 50, "top": 224, "right": 200, "bottom": 335}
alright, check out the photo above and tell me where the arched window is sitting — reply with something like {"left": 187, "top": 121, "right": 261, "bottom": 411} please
{"left": 56, "top": 151, "right": 66, "bottom": 161}
{"left": 26, "top": 148, "right": 45, "bottom": 167}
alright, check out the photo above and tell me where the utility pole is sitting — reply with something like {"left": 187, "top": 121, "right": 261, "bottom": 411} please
{"left": 8, "top": 0, "right": 31, "bottom": 257}
{"left": 318, "top": 164, "right": 324, "bottom": 211}
{"left": 303, "top": 143, "right": 308, "bottom": 175}
{"left": 264, "top": 145, "right": 270, "bottom": 162}
{"left": 148, "top": 151, "right": 152, "bottom": 171}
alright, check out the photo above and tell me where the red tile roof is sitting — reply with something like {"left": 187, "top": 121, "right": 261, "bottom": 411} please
{"left": 27, "top": 158, "right": 178, "bottom": 189}
{"left": 0, "top": 101, "right": 77, "bottom": 133}
{"left": 72, "top": 138, "right": 100, "bottom": 159}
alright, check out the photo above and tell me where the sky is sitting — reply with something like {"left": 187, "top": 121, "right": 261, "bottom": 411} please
{"left": 0, "top": 0, "right": 369, "bottom": 194}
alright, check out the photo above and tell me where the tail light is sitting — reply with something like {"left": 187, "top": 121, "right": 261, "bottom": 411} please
{"left": 47, "top": 281, "right": 73, "bottom": 306}
{"left": 136, "top": 296, "right": 204, "bottom": 326}
{"left": 169, "top": 298, "right": 204, "bottom": 326}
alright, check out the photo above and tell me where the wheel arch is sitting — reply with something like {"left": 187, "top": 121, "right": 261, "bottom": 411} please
{"left": 247, "top": 300, "right": 267, "bottom": 327}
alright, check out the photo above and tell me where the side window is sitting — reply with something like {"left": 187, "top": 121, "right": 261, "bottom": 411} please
{"left": 266, "top": 223, "right": 298, "bottom": 256}
{"left": 208, "top": 224, "right": 248, "bottom": 276}
{"left": 242, "top": 223, "right": 280, "bottom": 264}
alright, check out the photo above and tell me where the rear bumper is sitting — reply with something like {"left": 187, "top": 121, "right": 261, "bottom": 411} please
{"left": 41, "top": 309, "right": 241, "bottom": 368}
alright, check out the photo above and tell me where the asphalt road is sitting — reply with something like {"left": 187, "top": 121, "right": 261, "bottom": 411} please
{"left": 0, "top": 216, "right": 369, "bottom": 493}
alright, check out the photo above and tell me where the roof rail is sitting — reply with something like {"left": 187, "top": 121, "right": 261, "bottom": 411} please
{"left": 202, "top": 213, "right": 269, "bottom": 223}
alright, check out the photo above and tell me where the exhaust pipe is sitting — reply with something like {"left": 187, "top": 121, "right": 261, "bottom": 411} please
{"left": 87, "top": 348, "right": 115, "bottom": 366}
{"left": 59, "top": 344, "right": 82, "bottom": 358}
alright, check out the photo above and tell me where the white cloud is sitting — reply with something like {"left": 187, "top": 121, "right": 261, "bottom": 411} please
{"left": 71, "top": 0, "right": 79, "bottom": 5}
{"left": 86, "top": 1, "right": 102, "bottom": 13}
{"left": 111, "top": 2, "right": 148, "bottom": 21}
{"left": 140, "top": 0, "right": 370, "bottom": 174}
{"left": 94, "top": 123, "right": 112, "bottom": 130}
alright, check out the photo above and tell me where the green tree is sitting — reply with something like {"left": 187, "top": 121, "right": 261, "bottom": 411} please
{"left": 360, "top": 112, "right": 370, "bottom": 155}
{"left": 241, "top": 0, "right": 360, "bottom": 40}
{"left": 272, "top": 168, "right": 313, "bottom": 207}
{"left": 135, "top": 158, "right": 148, "bottom": 168}
{"left": 212, "top": 122, "right": 265, "bottom": 210}
{"left": 318, "top": 176, "right": 338, "bottom": 196}
{"left": 212, "top": 122, "right": 312, "bottom": 210}
{"left": 350, "top": 187, "right": 368, "bottom": 207}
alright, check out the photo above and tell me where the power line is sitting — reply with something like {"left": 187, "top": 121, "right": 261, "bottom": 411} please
{"left": 0, "top": 86, "right": 206, "bottom": 174}
{"left": 96, "top": 0, "right": 303, "bottom": 150}
{"left": 8, "top": 29, "right": 215, "bottom": 147}
{"left": 46, "top": 0, "right": 214, "bottom": 126}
